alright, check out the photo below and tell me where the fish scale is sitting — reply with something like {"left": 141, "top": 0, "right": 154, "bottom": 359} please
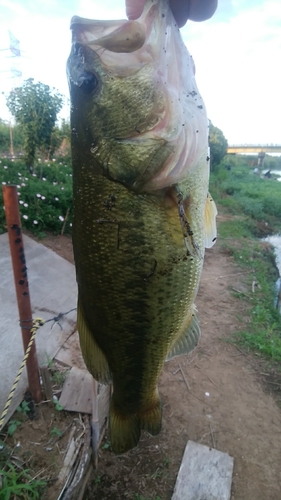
{"left": 68, "top": 0, "right": 216, "bottom": 453}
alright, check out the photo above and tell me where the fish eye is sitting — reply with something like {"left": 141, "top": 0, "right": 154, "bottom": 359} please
{"left": 77, "top": 71, "right": 99, "bottom": 94}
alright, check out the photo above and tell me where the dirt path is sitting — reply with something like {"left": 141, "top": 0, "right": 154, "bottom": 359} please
{"left": 26, "top": 234, "right": 281, "bottom": 498}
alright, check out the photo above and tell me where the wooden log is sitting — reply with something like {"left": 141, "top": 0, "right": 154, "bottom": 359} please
{"left": 172, "top": 440, "right": 234, "bottom": 500}
{"left": 40, "top": 366, "right": 53, "bottom": 401}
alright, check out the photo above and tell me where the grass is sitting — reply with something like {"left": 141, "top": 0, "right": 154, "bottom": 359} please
{"left": 210, "top": 155, "right": 281, "bottom": 362}
{"left": 0, "top": 462, "right": 47, "bottom": 499}
{"left": 217, "top": 225, "right": 281, "bottom": 362}
{"left": 210, "top": 156, "right": 281, "bottom": 236}
{"left": 0, "top": 441, "right": 47, "bottom": 499}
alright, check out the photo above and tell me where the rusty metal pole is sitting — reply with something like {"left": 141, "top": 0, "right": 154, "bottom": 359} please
{"left": 2, "top": 185, "right": 42, "bottom": 403}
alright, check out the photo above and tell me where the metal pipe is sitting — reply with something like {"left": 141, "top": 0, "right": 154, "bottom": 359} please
{"left": 2, "top": 185, "right": 42, "bottom": 403}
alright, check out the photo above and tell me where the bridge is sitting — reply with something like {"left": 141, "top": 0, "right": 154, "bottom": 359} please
{"left": 227, "top": 144, "right": 281, "bottom": 154}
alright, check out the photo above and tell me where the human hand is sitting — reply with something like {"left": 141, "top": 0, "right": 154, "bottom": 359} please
{"left": 126, "top": 0, "right": 218, "bottom": 28}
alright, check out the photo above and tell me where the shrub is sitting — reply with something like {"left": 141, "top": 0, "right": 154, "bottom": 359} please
{"left": 0, "top": 157, "right": 72, "bottom": 236}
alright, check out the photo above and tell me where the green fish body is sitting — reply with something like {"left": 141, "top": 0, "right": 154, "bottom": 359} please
{"left": 67, "top": 0, "right": 217, "bottom": 453}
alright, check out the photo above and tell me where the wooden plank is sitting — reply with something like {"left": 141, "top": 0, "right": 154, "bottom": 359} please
{"left": 171, "top": 440, "right": 234, "bottom": 500}
{"left": 59, "top": 367, "right": 93, "bottom": 413}
{"left": 58, "top": 366, "right": 110, "bottom": 428}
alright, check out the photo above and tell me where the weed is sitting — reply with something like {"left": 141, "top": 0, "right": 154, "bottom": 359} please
{"left": 51, "top": 370, "right": 67, "bottom": 386}
{"left": 47, "top": 357, "right": 68, "bottom": 386}
{"left": 102, "top": 441, "right": 110, "bottom": 450}
{"left": 16, "top": 400, "right": 30, "bottom": 416}
{"left": 0, "top": 462, "right": 47, "bottom": 499}
{"left": 94, "top": 475, "right": 101, "bottom": 484}
{"left": 51, "top": 394, "right": 64, "bottom": 411}
{"left": 7, "top": 420, "right": 21, "bottom": 436}
{"left": 50, "top": 426, "right": 62, "bottom": 438}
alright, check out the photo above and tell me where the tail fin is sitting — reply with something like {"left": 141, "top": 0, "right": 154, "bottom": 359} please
{"left": 139, "top": 392, "right": 162, "bottom": 436}
{"left": 109, "top": 391, "right": 162, "bottom": 454}
{"left": 110, "top": 399, "right": 141, "bottom": 454}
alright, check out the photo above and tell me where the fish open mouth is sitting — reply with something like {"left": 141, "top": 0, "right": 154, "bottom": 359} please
{"left": 70, "top": 16, "right": 146, "bottom": 54}
{"left": 68, "top": 0, "right": 209, "bottom": 191}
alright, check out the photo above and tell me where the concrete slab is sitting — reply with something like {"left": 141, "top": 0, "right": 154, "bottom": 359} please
{"left": 172, "top": 441, "right": 234, "bottom": 500}
{"left": 0, "top": 232, "right": 77, "bottom": 427}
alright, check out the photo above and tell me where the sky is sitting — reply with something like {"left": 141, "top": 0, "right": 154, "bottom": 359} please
{"left": 0, "top": 0, "right": 280, "bottom": 145}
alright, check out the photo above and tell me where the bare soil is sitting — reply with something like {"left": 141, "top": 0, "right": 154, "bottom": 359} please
{"left": 3, "top": 233, "right": 281, "bottom": 500}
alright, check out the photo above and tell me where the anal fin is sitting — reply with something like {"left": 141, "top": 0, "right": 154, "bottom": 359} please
{"left": 166, "top": 307, "right": 201, "bottom": 361}
{"left": 77, "top": 297, "right": 112, "bottom": 384}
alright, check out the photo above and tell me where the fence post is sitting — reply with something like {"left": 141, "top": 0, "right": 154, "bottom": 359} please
{"left": 2, "top": 185, "right": 42, "bottom": 403}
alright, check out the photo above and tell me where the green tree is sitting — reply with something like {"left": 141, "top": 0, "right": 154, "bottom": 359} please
{"left": 0, "top": 119, "right": 24, "bottom": 155}
{"left": 49, "top": 119, "right": 71, "bottom": 158}
{"left": 0, "top": 119, "right": 10, "bottom": 153}
{"left": 6, "top": 79, "right": 63, "bottom": 168}
{"left": 209, "top": 121, "right": 228, "bottom": 171}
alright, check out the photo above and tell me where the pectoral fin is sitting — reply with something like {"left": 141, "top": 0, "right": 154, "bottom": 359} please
{"left": 204, "top": 192, "right": 217, "bottom": 248}
{"left": 172, "top": 186, "right": 202, "bottom": 259}
{"left": 77, "top": 298, "right": 112, "bottom": 384}
{"left": 166, "top": 307, "right": 201, "bottom": 361}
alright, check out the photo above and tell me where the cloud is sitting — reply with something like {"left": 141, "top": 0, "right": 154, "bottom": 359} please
{"left": 181, "top": 0, "right": 281, "bottom": 142}
{"left": 0, "top": 0, "right": 280, "bottom": 144}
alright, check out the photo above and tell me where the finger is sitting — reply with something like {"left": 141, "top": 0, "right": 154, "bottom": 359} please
{"left": 170, "top": 0, "right": 218, "bottom": 27}
{"left": 125, "top": 0, "right": 146, "bottom": 20}
{"left": 188, "top": 0, "right": 218, "bottom": 22}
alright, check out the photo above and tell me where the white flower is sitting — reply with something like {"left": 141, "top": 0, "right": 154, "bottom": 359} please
{"left": 59, "top": 162, "right": 62, "bottom": 165}
{"left": 23, "top": 215, "right": 28, "bottom": 220}
{"left": 25, "top": 177, "right": 28, "bottom": 181}
{"left": 69, "top": 223, "right": 72, "bottom": 227}
{"left": 36, "top": 194, "right": 41, "bottom": 198}
{"left": 41, "top": 196, "right": 46, "bottom": 200}
{"left": 59, "top": 215, "right": 64, "bottom": 222}
{"left": 19, "top": 200, "right": 24, "bottom": 204}
{"left": 17, "top": 192, "right": 20, "bottom": 195}
{"left": 61, "top": 187, "right": 64, "bottom": 190}
{"left": 17, "top": 185, "right": 21, "bottom": 188}
{"left": 18, "top": 172, "right": 21, "bottom": 176}
{"left": 3, "top": 165, "right": 8, "bottom": 169}
{"left": 33, "top": 220, "right": 38, "bottom": 224}
{"left": 53, "top": 182, "right": 57, "bottom": 186}
{"left": 55, "top": 197, "right": 59, "bottom": 201}
{"left": 33, "top": 174, "right": 37, "bottom": 177}
{"left": 45, "top": 159, "right": 48, "bottom": 163}
{"left": 42, "top": 177, "right": 46, "bottom": 181}
{"left": 24, "top": 203, "right": 28, "bottom": 207}
{"left": 69, "top": 174, "right": 72, "bottom": 177}
{"left": 52, "top": 158, "right": 56, "bottom": 162}
{"left": 21, "top": 183, "right": 26, "bottom": 187}
{"left": 2, "top": 181, "right": 6, "bottom": 185}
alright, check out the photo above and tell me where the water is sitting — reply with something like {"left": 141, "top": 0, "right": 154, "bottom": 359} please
{"left": 263, "top": 234, "right": 281, "bottom": 312}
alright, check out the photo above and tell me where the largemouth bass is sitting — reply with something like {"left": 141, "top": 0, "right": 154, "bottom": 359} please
{"left": 67, "top": 0, "right": 217, "bottom": 454}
